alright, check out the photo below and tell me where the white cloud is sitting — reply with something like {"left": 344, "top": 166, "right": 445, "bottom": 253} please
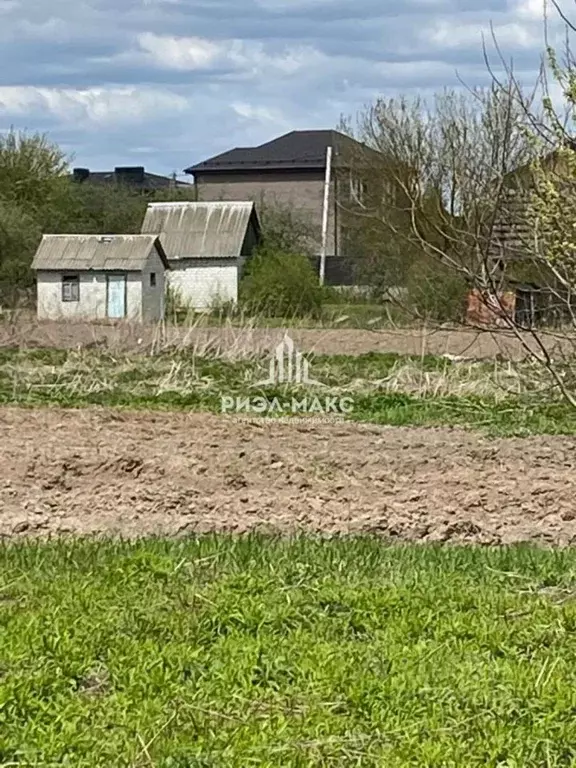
{"left": 513, "top": 0, "right": 545, "bottom": 21}
{"left": 137, "top": 32, "right": 220, "bottom": 69}
{"left": 231, "top": 101, "right": 290, "bottom": 127}
{"left": 0, "top": 86, "right": 188, "bottom": 126}
{"left": 428, "top": 19, "right": 539, "bottom": 49}
{"left": 135, "top": 32, "right": 322, "bottom": 75}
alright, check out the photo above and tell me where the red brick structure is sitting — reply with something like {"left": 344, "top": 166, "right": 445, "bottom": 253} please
{"left": 466, "top": 289, "right": 516, "bottom": 327}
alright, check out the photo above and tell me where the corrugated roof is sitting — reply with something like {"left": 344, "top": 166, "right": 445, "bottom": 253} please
{"left": 32, "top": 234, "right": 170, "bottom": 272}
{"left": 141, "top": 201, "right": 260, "bottom": 259}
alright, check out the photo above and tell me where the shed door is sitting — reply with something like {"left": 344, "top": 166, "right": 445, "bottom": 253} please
{"left": 106, "top": 274, "right": 127, "bottom": 318}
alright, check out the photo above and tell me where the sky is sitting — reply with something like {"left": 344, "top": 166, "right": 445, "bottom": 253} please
{"left": 0, "top": 0, "right": 552, "bottom": 179}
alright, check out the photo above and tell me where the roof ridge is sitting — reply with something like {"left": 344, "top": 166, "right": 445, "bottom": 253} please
{"left": 146, "top": 200, "right": 254, "bottom": 208}
{"left": 42, "top": 233, "right": 158, "bottom": 238}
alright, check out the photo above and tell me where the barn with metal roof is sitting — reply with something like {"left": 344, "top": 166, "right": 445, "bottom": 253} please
{"left": 32, "top": 234, "right": 169, "bottom": 323}
{"left": 141, "top": 201, "right": 261, "bottom": 310}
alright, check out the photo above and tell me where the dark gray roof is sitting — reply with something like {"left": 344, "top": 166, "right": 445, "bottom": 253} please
{"left": 185, "top": 130, "right": 366, "bottom": 174}
{"left": 141, "top": 201, "right": 260, "bottom": 260}
{"left": 32, "top": 234, "right": 170, "bottom": 272}
{"left": 72, "top": 166, "right": 190, "bottom": 190}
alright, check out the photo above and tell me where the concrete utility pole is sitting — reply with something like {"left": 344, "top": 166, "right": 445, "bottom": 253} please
{"left": 319, "top": 145, "right": 333, "bottom": 286}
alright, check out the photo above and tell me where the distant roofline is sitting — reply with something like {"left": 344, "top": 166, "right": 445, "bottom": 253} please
{"left": 71, "top": 166, "right": 191, "bottom": 187}
{"left": 185, "top": 160, "right": 331, "bottom": 174}
{"left": 183, "top": 129, "right": 366, "bottom": 175}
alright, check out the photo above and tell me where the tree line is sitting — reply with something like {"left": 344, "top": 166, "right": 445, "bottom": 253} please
{"left": 0, "top": 132, "right": 200, "bottom": 303}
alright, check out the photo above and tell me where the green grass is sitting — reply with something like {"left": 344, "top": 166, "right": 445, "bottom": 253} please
{"left": 0, "top": 346, "right": 575, "bottom": 436}
{"left": 2, "top": 537, "right": 576, "bottom": 766}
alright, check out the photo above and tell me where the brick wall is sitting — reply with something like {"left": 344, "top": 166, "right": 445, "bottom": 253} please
{"left": 466, "top": 289, "right": 516, "bottom": 327}
{"left": 168, "top": 259, "right": 238, "bottom": 310}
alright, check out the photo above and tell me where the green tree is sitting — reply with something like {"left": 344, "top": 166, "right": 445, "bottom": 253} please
{"left": 59, "top": 183, "right": 149, "bottom": 235}
{"left": 257, "top": 199, "right": 316, "bottom": 256}
{"left": 0, "top": 129, "right": 69, "bottom": 301}
{"left": 240, "top": 246, "right": 324, "bottom": 318}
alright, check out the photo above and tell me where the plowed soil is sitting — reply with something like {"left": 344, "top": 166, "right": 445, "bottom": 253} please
{"left": 2, "top": 407, "right": 576, "bottom": 544}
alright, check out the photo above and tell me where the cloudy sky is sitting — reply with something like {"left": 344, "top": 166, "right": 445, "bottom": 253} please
{"left": 0, "top": 0, "right": 550, "bottom": 178}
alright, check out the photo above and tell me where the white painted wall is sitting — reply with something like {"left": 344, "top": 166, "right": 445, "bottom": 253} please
{"left": 36, "top": 271, "right": 143, "bottom": 321}
{"left": 126, "top": 275, "right": 142, "bottom": 321}
{"left": 167, "top": 258, "right": 239, "bottom": 310}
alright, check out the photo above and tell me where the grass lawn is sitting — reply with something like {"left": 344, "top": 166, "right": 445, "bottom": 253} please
{"left": 1, "top": 537, "right": 576, "bottom": 766}
{"left": 0, "top": 347, "right": 576, "bottom": 436}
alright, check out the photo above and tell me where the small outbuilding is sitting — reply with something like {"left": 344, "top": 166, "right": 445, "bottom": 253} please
{"left": 141, "top": 201, "right": 261, "bottom": 309}
{"left": 32, "top": 234, "right": 170, "bottom": 322}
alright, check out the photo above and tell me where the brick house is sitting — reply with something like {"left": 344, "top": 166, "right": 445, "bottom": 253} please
{"left": 184, "top": 130, "right": 379, "bottom": 285}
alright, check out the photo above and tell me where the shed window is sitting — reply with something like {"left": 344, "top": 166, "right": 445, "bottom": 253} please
{"left": 150, "top": 272, "right": 157, "bottom": 287}
{"left": 61, "top": 275, "right": 80, "bottom": 302}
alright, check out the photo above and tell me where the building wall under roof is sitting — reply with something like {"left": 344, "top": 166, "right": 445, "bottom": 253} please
{"left": 140, "top": 246, "right": 167, "bottom": 322}
{"left": 36, "top": 244, "right": 167, "bottom": 323}
{"left": 36, "top": 271, "right": 141, "bottom": 321}
{"left": 194, "top": 170, "right": 337, "bottom": 256}
{"left": 168, "top": 259, "right": 238, "bottom": 310}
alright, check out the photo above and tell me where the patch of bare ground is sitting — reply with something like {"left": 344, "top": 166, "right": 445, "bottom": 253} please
{"left": 1, "top": 315, "right": 575, "bottom": 360}
{"left": 2, "top": 407, "right": 576, "bottom": 545}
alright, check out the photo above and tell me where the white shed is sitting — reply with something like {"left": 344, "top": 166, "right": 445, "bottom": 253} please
{"left": 141, "top": 201, "right": 261, "bottom": 310}
{"left": 32, "top": 234, "right": 170, "bottom": 323}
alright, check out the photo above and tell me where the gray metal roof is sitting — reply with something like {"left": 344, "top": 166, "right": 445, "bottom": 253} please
{"left": 141, "top": 201, "right": 259, "bottom": 259}
{"left": 184, "top": 129, "right": 374, "bottom": 174}
{"left": 32, "top": 234, "right": 170, "bottom": 272}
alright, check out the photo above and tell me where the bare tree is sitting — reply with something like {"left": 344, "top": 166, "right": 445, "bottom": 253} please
{"left": 338, "top": 67, "right": 576, "bottom": 404}
{"left": 340, "top": 83, "right": 541, "bottom": 306}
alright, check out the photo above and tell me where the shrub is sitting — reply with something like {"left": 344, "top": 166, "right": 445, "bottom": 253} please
{"left": 404, "top": 258, "right": 467, "bottom": 323}
{"left": 240, "top": 247, "right": 324, "bottom": 318}
{"left": 257, "top": 200, "right": 316, "bottom": 255}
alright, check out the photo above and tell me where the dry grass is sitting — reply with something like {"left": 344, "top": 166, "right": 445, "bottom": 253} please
{"left": 3, "top": 308, "right": 576, "bottom": 361}
{"left": 0, "top": 346, "right": 552, "bottom": 402}
{"left": 345, "top": 358, "right": 534, "bottom": 400}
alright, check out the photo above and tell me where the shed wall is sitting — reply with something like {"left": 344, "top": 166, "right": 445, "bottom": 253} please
{"left": 168, "top": 259, "right": 238, "bottom": 310}
{"left": 36, "top": 271, "right": 142, "bottom": 321}
{"left": 140, "top": 246, "right": 167, "bottom": 322}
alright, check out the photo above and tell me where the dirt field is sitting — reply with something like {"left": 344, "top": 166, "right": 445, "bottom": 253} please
{"left": 2, "top": 407, "right": 576, "bottom": 545}
{"left": 1, "top": 317, "right": 575, "bottom": 360}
